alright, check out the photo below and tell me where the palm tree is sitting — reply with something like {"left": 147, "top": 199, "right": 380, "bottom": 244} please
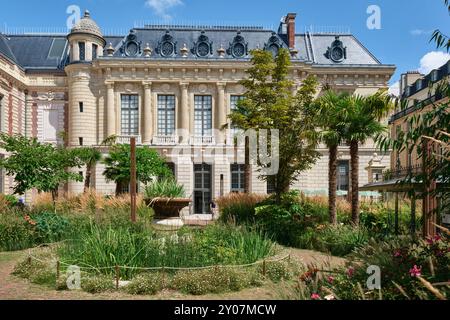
{"left": 342, "top": 92, "right": 394, "bottom": 225}
{"left": 75, "top": 147, "right": 102, "bottom": 193}
{"left": 313, "top": 91, "right": 349, "bottom": 224}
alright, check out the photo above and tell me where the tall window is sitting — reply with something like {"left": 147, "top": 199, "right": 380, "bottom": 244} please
{"left": 92, "top": 44, "right": 98, "bottom": 59}
{"left": 230, "top": 95, "right": 244, "bottom": 136}
{"left": 231, "top": 164, "right": 245, "bottom": 193}
{"left": 78, "top": 42, "right": 85, "bottom": 61}
{"left": 267, "top": 177, "right": 275, "bottom": 194}
{"left": 194, "top": 95, "right": 212, "bottom": 136}
{"left": 121, "top": 95, "right": 139, "bottom": 136}
{"left": 337, "top": 160, "right": 349, "bottom": 192}
{"left": 157, "top": 95, "right": 176, "bottom": 136}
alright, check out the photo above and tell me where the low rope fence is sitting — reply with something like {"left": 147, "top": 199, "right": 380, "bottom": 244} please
{"left": 26, "top": 242, "right": 292, "bottom": 290}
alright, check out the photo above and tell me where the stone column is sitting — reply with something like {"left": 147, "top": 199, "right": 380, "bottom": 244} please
{"left": 179, "top": 82, "right": 190, "bottom": 143}
{"left": 106, "top": 82, "right": 116, "bottom": 138}
{"left": 143, "top": 82, "right": 152, "bottom": 144}
{"left": 217, "top": 83, "right": 226, "bottom": 144}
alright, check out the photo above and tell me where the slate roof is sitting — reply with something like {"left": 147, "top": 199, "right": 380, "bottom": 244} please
{"left": 295, "top": 34, "right": 381, "bottom": 65}
{"left": 105, "top": 26, "right": 288, "bottom": 61}
{"left": 0, "top": 33, "right": 18, "bottom": 64}
{"left": 0, "top": 24, "right": 391, "bottom": 72}
{"left": 2, "top": 34, "right": 68, "bottom": 71}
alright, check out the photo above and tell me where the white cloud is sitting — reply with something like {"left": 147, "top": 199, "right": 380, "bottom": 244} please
{"left": 418, "top": 51, "right": 450, "bottom": 74}
{"left": 388, "top": 81, "right": 400, "bottom": 97}
{"left": 145, "top": 0, "right": 183, "bottom": 20}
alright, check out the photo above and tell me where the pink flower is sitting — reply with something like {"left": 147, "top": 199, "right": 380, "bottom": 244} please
{"left": 393, "top": 250, "right": 402, "bottom": 258}
{"left": 409, "top": 265, "right": 422, "bottom": 277}
{"left": 347, "top": 267, "right": 355, "bottom": 278}
{"left": 327, "top": 276, "right": 334, "bottom": 284}
{"left": 426, "top": 235, "right": 442, "bottom": 245}
{"left": 311, "top": 293, "right": 321, "bottom": 300}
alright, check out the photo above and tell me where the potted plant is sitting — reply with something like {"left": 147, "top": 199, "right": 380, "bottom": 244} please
{"left": 144, "top": 178, "right": 191, "bottom": 219}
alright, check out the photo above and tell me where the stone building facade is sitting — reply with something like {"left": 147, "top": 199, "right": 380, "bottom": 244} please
{"left": 0, "top": 11, "right": 395, "bottom": 213}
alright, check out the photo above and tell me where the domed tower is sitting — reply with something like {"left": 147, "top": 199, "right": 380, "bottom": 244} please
{"left": 65, "top": 10, "right": 105, "bottom": 150}
{"left": 68, "top": 10, "right": 106, "bottom": 62}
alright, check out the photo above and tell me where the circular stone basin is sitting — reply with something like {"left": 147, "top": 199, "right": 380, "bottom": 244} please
{"left": 153, "top": 217, "right": 184, "bottom": 230}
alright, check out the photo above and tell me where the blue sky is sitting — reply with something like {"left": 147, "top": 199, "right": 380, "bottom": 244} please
{"left": 1, "top": 0, "right": 449, "bottom": 91}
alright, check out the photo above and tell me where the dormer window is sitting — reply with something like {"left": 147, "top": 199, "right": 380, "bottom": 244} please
{"left": 431, "top": 70, "right": 439, "bottom": 82}
{"left": 264, "top": 32, "right": 282, "bottom": 57}
{"left": 79, "top": 42, "right": 85, "bottom": 61}
{"left": 228, "top": 32, "right": 248, "bottom": 58}
{"left": 156, "top": 30, "right": 177, "bottom": 58}
{"left": 325, "top": 36, "right": 347, "bottom": 63}
{"left": 192, "top": 31, "right": 213, "bottom": 58}
{"left": 120, "top": 30, "right": 142, "bottom": 57}
{"left": 416, "top": 79, "right": 422, "bottom": 91}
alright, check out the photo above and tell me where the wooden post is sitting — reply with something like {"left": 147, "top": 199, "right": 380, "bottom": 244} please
{"left": 115, "top": 265, "right": 120, "bottom": 290}
{"left": 394, "top": 193, "right": 399, "bottom": 235}
{"left": 130, "top": 137, "right": 137, "bottom": 223}
{"left": 56, "top": 260, "right": 60, "bottom": 279}
{"left": 262, "top": 260, "right": 266, "bottom": 277}
{"left": 27, "top": 256, "right": 31, "bottom": 265}
{"left": 411, "top": 194, "right": 416, "bottom": 237}
{"left": 422, "top": 138, "right": 437, "bottom": 238}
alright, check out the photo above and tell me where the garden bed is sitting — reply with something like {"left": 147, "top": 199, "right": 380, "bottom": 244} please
{"left": 13, "top": 226, "right": 297, "bottom": 296}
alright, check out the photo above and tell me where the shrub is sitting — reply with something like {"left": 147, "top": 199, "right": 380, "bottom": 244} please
{"left": 30, "top": 268, "right": 56, "bottom": 287}
{"left": 359, "top": 202, "right": 422, "bottom": 237}
{"left": 124, "top": 273, "right": 163, "bottom": 295}
{"left": 171, "top": 267, "right": 261, "bottom": 295}
{"left": 144, "top": 178, "right": 186, "bottom": 199}
{"left": 290, "top": 233, "right": 450, "bottom": 300}
{"left": 258, "top": 261, "right": 291, "bottom": 283}
{"left": 0, "top": 213, "right": 35, "bottom": 251}
{"left": 81, "top": 275, "right": 114, "bottom": 294}
{"left": 13, "top": 249, "right": 57, "bottom": 287}
{"left": 171, "top": 269, "right": 218, "bottom": 295}
{"left": 33, "top": 212, "right": 70, "bottom": 243}
{"left": 296, "top": 224, "right": 369, "bottom": 257}
{"left": 217, "top": 193, "right": 267, "bottom": 224}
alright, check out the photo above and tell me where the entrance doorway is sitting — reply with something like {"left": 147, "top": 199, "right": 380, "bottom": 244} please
{"left": 194, "top": 164, "right": 212, "bottom": 214}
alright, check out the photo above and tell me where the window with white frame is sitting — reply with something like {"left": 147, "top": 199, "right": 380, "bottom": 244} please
{"left": 194, "top": 95, "right": 212, "bottom": 136}
{"left": 230, "top": 95, "right": 244, "bottom": 136}
{"left": 231, "top": 164, "right": 245, "bottom": 193}
{"left": 157, "top": 95, "right": 176, "bottom": 136}
{"left": 121, "top": 94, "right": 139, "bottom": 136}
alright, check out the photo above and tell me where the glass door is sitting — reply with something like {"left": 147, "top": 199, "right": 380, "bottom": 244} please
{"left": 194, "top": 164, "right": 212, "bottom": 214}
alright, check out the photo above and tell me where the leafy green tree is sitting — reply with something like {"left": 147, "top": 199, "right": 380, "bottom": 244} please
{"left": 431, "top": 0, "right": 450, "bottom": 51}
{"left": 102, "top": 144, "right": 172, "bottom": 196}
{"left": 229, "top": 48, "right": 320, "bottom": 201}
{"left": 73, "top": 147, "right": 102, "bottom": 193}
{"left": 342, "top": 92, "right": 394, "bottom": 225}
{"left": 312, "top": 91, "right": 350, "bottom": 224}
{"left": 0, "top": 134, "right": 82, "bottom": 200}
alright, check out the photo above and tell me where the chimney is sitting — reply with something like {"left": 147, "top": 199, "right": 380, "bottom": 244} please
{"left": 285, "top": 13, "right": 297, "bottom": 49}
{"left": 399, "top": 71, "right": 423, "bottom": 97}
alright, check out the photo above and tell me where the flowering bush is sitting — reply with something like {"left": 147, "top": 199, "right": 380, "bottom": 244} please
{"left": 124, "top": 272, "right": 164, "bottom": 295}
{"left": 290, "top": 233, "right": 449, "bottom": 300}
